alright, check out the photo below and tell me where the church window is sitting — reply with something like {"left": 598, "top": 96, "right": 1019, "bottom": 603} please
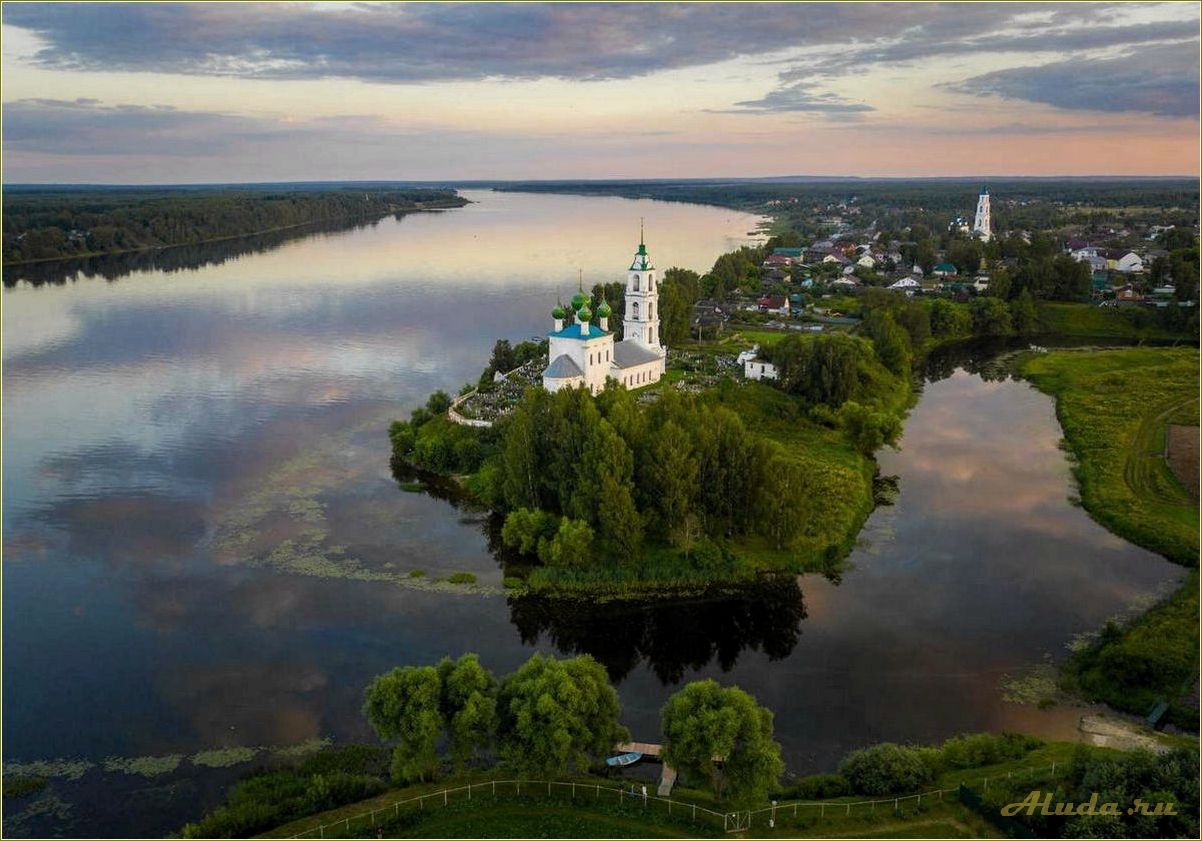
{"left": 649, "top": 303, "right": 654, "bottom": 320}
{"left": 633, "top": 302, "right": 640, "bottom": 319}
{"left": 633, "top": 276, "right": 640, "bottom": 291}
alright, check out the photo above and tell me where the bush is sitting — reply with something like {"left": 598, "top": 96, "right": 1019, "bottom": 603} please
{"left": 447, "top": 572, "right": 477, "bottom": 585}
{"left": 838, "top": 743, "right": 933, "bottom": 795}
{"left": 938, "top": 732, "right": 1040, "bottom": 770}
{"left": 781, "top": 773, "right": 850, "bottom": 800}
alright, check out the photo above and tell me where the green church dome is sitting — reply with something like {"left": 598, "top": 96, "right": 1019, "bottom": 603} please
{"left": 596, "top": 300, "right": 612, "bottom": 318}
{"left": 577, "top": 305, "right": 593, "bottom": 322}
{"left": 570, "top": 291, "right": 589, "bottom": 311}
{"left": 552, "top": 304, "right": 566, "bottom": 319}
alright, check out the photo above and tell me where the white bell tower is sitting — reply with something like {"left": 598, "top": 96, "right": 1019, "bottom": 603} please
{"left": 624, "top": 221, "right": 662, "bottom": 350}
{"left": 973, "top": 185, "right": 992, "bottom": 242}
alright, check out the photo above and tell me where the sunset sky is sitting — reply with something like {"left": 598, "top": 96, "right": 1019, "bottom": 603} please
{"left": 2, "top": 1, "right": 1199, "bottom": 183}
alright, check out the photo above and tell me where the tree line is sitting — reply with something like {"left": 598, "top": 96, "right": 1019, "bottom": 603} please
{"left": 363, "top": 651, "right": 784, "bottom": 805}
{"left": 3, "top": 187, "right": 466, "bottom": 263}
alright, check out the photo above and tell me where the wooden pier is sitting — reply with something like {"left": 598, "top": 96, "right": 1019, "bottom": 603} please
{"left": 616, "top": 742, "right": 678, "bottom": 796}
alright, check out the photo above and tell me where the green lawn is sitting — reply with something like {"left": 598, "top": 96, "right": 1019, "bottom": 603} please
{"left": 1020, "top": 346, "right": 1199, "bottom": 726}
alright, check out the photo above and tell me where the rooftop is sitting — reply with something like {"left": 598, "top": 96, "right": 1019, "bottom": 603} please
{"left": 549, "top": 323, "right": 610, "bottom": 341}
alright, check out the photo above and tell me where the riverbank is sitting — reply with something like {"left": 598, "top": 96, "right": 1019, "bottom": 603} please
{"left": 2, "top": 187, "right": 468, "bottom": 265}
{"left": 253, "top": 735, "right": 1196, "bottom": 839}
{"left": 1019, "top": 346, "right": 1199, "bottom": 729}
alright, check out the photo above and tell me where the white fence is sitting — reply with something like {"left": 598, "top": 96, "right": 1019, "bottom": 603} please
{"left": 287, "top": 761, "right": 1063, "bottom": 837}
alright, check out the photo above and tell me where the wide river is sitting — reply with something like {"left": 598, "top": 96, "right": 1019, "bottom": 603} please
{"left": 2, "top": 190, "right": 1182, "bottom": 836}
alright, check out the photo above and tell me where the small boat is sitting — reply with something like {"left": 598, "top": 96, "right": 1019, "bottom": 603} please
{"left": 605, "top": 751, "right": 642, "bottom": 767}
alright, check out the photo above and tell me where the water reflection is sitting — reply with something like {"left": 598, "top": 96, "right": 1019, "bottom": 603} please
{"left": 507, "top": 577, "right": 806, "bottom": 684}
{"left": 2, "top": 215, "right": 399, "bottom": 288}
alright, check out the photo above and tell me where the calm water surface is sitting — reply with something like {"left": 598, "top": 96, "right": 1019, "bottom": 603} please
{"left": 2, "top": 191, "right": 1181, "bottom": 836}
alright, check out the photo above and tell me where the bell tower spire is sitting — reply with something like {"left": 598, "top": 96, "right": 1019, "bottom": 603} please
{"left": 625, "top": 224, "right": 660, "bottom": 350}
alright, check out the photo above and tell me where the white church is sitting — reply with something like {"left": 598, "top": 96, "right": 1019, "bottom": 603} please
{"left": 542, "top": 232, "right": 667, "bottom": 394}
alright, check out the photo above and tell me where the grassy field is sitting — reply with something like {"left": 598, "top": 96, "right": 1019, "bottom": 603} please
{"left": 1020, "top": 346, "right": 1199, "bottom": 565}
{"left": 261, "top": 742, "right": 1125, "bottom": 840}
{"left": 1034, "top": 301, "right": 1194, "bottom": 340}
{"left": 1020, "top": 346, "right": 1199, "bottom": 726}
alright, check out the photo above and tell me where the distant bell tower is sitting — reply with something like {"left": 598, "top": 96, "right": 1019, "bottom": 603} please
{"left": 973, "top": 185, "right": 992, "bottom": 242}
{"left": 625, "top": 220, "right": 661, "bottom": 350}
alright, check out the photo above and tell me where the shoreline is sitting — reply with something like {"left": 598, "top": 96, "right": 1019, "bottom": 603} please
{"left": 2, "top": 199, "right": 468, "bottom": 268}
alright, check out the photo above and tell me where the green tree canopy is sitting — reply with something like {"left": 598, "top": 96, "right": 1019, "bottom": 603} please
{"left": 362, "top": 666, "right": 444, "bottom": 783}
{"left": 436, "top": 654, "right": 499, "bottom": 771}
{"left": 497, "top": 654, "right": 629, "bottom": 777}
{"left": 660, "top": 679, "right": 783, "bottom": 804}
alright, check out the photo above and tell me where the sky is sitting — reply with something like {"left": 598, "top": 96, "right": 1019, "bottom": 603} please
{"left": 1, "top": 1, "right": 1199, "bottom": 183}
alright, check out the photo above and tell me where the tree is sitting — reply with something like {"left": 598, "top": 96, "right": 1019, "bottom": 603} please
{"left": 437, "top": 654, "right": 498, "bottom": 771}
{"left": 489, "top": 339, "right": 516, "bottom": 375}
{"left": 541, "top": 517, "right": 594, "bottom": 566}
{"left": 660, "top": 267, "right": 701, "bottom": 347}
{"left": 838, "top": 743, "right": 933, "bottom": 795}
{"left": 969, "top": 296, "right": 1012, "bottom": 335}
{"left": 929, "top": 298, "right": 971, "bottom": 338}
{"left": 497, "top": 654, "right": 628, "bottom": 776}
{"left": 1010, "top": 288, "right": 1038, "bottom": 334}
{"left": 643, "top": 420, "right": 698, "bottom": 543}
{"left": 865, "top": 310, "right": 912, "bottom": 376}
{"left": 838, "top": 401, "right": 901, "bottom": 457}
{"left": 363, "top": 666, "right": 443, "bottom": 783}
{"left": 660, "top": 680, "right": 783, "bottom": 804}
{"left": 915, "top": 239, "right": 938, "bottom": 275}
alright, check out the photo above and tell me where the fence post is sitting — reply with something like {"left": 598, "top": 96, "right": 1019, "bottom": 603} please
{"left": 319, "top": 824, "right": 324, "bottom": 839}
{"left": 984, "top": 777, "right": 989, "bottom": 792}
{"left": 547, "top": 781, "right": 551, "bottom": 796}
{"left": 596, "top": 784, "right": 600, "bottom": 799}
{"left": 468, "top": 783, "right": 471, "bottom": 801}
{"left": 821, "top": 804, "right": 825, "bottom": 817}
{"left": 693, "top": 804, "right": 697, "bottom": 820}
{"left": 893, "top": 798, "right": 898, "bottom": 812}
{"left": 845, "top": 803, "right": 850, "bottom": 816}
{"left": 344, "top": 818, "right": 349, "bottom": 832}
{"left": 918, "top": 794, "right": 921, "bottom": 806}
{"left": 395, "top": 802, "right": 399, "bottom": 817}
{"left": 1052, "top": 762, "right": 1056, "bottom": 775}
{"left": 492, "top": 781, "right": 496, "bottom": 796}
{"left": 572, "top": 783, "right": 576, "bottom": 799}
{"left": 371, "top": 810, "right": 376, "bottom": 827}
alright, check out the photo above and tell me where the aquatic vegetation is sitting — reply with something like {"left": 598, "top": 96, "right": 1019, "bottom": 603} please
{"left": 3, "top": 758, "right": 93, "bottom": 781}
{"left": 191, "top": 746, "right": 260, "bottom": 768}
{"left": 446, "top": 572, "right": 477, "bottom": 585}
{"left": 102, "top": 754, "right": 184, "bottom": 777}
{"left": 2, "top": 775, "right": 47, "bottom": 798}
{"left": 271, "top": 737, "right": 332, "bottom": 760}
{"left": 1000, "top": 662, "right": 1061, "bottom": 707}
{"left": 3, "top": 791, "right": 73, "bottom": 836}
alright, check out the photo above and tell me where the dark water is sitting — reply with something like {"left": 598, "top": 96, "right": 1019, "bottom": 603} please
{"left": 2, "top": 191, "right": 1181, "bottom": 836}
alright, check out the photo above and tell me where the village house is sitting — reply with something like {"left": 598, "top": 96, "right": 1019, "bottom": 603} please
{"left": 744, "top": 357, "right": 780, "bottom": 381}
{"left": 758, "top": 293, "right": 790, "bottom": 315}
{"left": 1101, "top": 249, "right": 1144, "bottom": 273}
{"left": 932, "top": 262, "right": 958, "bottom": 277}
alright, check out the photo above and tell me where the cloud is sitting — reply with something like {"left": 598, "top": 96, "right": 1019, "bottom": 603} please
{"left": 728, "top": 82, "right": 875, "bottom": 116}
{"left": 949, "top": 43, "right": 1201, "bottom": 117}
{"left": 0, "top": 98, "right": 270, "bottom": 155}
{"left": 4, "top": 1, "right": 1186, "bottom": 86}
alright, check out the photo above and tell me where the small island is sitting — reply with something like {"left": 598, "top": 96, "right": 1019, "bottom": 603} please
{"left": 391, "top": 231, "right": 911, "bottom": 598}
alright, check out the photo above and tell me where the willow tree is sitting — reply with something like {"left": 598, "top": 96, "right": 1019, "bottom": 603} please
{"left": 660, "top": 680, "right": 783, "bottom": 804}
{"left": 363, "top": 666, "right": 443, "bottom": 783}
